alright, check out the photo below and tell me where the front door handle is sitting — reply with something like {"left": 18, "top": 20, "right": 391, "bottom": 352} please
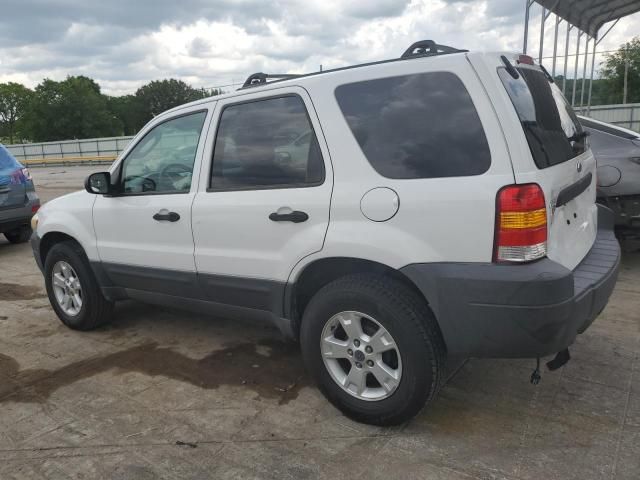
{"left": 153, "top": 211, "right": 180, "bottom": 222}
{"left": 269, "top": 210, "right": 309, "bottom": 223}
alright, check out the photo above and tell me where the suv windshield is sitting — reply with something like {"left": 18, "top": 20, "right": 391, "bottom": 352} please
{"left": 499, "top": 66, "right": 586, "bottom": 169}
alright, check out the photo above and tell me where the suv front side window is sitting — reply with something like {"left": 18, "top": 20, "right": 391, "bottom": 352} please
{"left": 119, "top": 111, "right": 207, "bottom": 194}
{"left": 210, "top": 95, "right": 324, "bottom": 190}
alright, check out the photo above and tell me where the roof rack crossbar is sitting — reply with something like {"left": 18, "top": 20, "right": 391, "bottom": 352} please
{"left": 400, "top": 40, "right": 467, "bottom": 59}
{"left": 242, "top": 73, "right": 301, "bottom": 88}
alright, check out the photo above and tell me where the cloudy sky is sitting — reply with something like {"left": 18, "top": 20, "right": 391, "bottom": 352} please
{"left": 1, "top": 0, "right": 639, "bottom": 96}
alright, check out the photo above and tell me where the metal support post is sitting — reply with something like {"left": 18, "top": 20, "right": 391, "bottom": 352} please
{"left": 587, "top": 37, "right": 597, "bottom": 113}
{"left": 539, "top": 7, "right": 547, "bottom": 63}
{"left": 552, "top": 16, "right": 561, "bottom": 77}
{"left": 572, "top": 31, "right": 583, "bottom": 106}
{"left": 523, "top": 0, "right": 533, "bottom": 54}
{"left": 580, "top": 37, "right": 590, "bottom": 106}
{"left": 563, "top": 24, "right": 573, "bottom": 95}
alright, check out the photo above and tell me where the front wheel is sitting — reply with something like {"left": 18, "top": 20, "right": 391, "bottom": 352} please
{"left": 300, "top": 274, "right": 446, "bottom": 426}
{"left": 44, "top": 241, "right": 113, "bottom": 330}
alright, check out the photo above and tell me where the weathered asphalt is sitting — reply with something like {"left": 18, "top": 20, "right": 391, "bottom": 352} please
{"left": 0, "top": 166, "right": 638, "bottom": 479}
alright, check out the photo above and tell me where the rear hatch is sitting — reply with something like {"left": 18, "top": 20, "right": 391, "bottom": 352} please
{"left": 0, "top": 146, "right": 27, "bottom": 212}
{"left": 497, "top": 58, "right": 597, "bottom": 270}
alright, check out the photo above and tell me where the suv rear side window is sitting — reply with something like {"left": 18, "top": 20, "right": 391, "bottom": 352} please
{"left": 499, "top": 67, "right": 586, "bottom": 169}
{"left": 335, "top": 72, "right": 491, "bottom": 179}
{"left": 210, "top": 95, "right": 324, "bottom": 190}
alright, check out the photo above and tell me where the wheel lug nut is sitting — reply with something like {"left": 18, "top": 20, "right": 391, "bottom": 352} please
{"left": 356, "top": 362, "right": 362, "bottom": 368}
{"left": 347, "top": 349, "right": 353, "bottom": 356}
{"left": 354, "top": 339, "right": 360, "bottom": 347}
{"left": 365, "top": 346, "right": 373, "bottom": 353}
{"left": 366, "top": 360, "right": 374, "bottom": 367}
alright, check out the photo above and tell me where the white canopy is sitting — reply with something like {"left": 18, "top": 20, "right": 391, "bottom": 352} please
{"left": 536, "top": 0, "right": 640, "bottom": 37}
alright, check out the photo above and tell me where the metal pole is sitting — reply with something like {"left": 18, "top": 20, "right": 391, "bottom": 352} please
{"left": 563, "top": 24, "right": 572, "bottom": 94}
{"left": 623, "top": 53, "right": 629, "bottom": 104}
{"left": 552, "top": 16, "right": 561, "bottom": 77}
{"left": 572, "top": 31, "right": 583, "bottom": 106}
{"left": 539, "top": 7, "right": 546, "bottom": 64}
{"left": 587, "top": 37, "right": 597, "bottom": 114}
{"left": 580, "top": 37, "right": 590, "bottom": 106}
{"left": 523, "top": 0, "right": 532, "bottom": 54}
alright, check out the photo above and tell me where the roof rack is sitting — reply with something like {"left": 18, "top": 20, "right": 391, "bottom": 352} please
{"left": 238, "top": 40, "right": 467, "bottom": 90}
{"left": 400, "top": 40, "right": 467, "bottom": 59}
{"left": 242, "top": 73, "right": 301, "bottom": 88}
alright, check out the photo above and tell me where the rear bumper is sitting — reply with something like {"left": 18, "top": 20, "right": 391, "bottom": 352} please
{"left": 0, "top": 192, "right": 39, "bottom": 233}
{"left": 0, "top": 216, "right": 32, "bottom": 233}
{"left": 401, "top": 204, "right": 621, "bottom": 358}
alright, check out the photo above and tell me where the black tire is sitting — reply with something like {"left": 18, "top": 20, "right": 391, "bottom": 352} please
{"left": 300, "top": 274, "right": 446, "bottom": 426}
{"left": 4, "top": 226, "right": 32, "bottom": 244}
{"left": 44, "top": 241, "right": 113, "bottom": 330}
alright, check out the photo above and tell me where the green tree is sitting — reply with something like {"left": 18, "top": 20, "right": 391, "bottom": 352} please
{"left": 0, "top": 82, "right": 33, "bottom": 143}
{"left": 553, "top": 76, "right": 610, "bottom": 107}
{"left": 107, "top": 94, "right": 144, "bottom": 136}
{"left": 601, "top": 36, "right": 640, "bottom": 104}
{"left": 22, "top": 76, "right": 122, "bottom": 142}
{"left": 134, "top": 79, "right": 210, "bottom": 127}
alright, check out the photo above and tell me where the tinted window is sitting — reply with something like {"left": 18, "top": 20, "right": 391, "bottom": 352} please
{"left": 499, "top": 67, "right": 586, "bottom": 169}
{"left": 335, "top": 72, "right": 491, "bottom": 179}
{"left": 120, "top": 111, "right": 207, "bottom": 194}
{"left": 210, "top": 96, "right": 324, "bottom": 190}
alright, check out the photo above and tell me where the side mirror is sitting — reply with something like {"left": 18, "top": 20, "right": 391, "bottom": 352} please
{"left": 85, "top": 172, "right": 112, "bottom": 195}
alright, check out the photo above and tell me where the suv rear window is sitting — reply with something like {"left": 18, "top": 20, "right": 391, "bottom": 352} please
{"left": 335, "top": 72, "right": 491, "bottom": 179}
{"left": 499, "top": 66, "right": 586, "bottom": 169}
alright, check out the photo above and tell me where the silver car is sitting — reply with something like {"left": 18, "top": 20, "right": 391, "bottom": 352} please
{"left": 578, "top": 115, "right": 640, "bottom": 232}
{"left": 0, "top": 144, "right": 40, "bottom": 243}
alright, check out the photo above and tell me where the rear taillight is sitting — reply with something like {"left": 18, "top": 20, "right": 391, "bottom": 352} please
{"left": 31, "top": 204, "right": 40, "bottom": 214}
{"left": 494, "top": 184, "right": 547, "bottom": 263}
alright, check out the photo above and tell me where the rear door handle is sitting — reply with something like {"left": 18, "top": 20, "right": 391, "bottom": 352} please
{"left": 153, "top": 211, "right": 180, "bottom": 222}
{"left": 269, "top": 210, "right": 309, "bottom": 223}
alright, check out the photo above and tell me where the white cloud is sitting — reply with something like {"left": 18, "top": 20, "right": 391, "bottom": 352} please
{"left": 0, "top": 0, "right": 639, "bottom": 96}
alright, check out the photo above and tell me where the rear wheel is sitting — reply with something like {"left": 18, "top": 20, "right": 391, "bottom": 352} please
{"left": 300, "top": 274, "right": 446, "bottom": 426}
{"left": 4, "top": 226, "right": 32, "bottom": 244}
{"left": 44, "top": 241, "right": 113, "bottom": 330}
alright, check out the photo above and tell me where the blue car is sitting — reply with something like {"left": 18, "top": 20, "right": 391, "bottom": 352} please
{"left": 0, "top": 145, "right": 40, "bottom": 243}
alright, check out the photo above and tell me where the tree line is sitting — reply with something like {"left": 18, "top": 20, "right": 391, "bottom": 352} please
{"left": 0, "top": 77, "right": 222, "bottom": 144}
{"left": 1, "top": 37, "right": 638, "bottom": 144}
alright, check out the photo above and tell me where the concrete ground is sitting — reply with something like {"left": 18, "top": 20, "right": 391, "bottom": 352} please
{"left": 0, "top": 166, "right": 639, "bottom": 480}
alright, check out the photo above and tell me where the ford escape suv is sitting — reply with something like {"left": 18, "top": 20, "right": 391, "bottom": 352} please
{"left": 31, "top": 41, "right": 620, "bottom": 426}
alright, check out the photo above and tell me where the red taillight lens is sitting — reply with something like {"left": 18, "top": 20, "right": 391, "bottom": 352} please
{"left": 494, "top": 184, "right": 547, "bottom": 263}
{"left": 31, "top": 204, "right": 40, "bottom": 214}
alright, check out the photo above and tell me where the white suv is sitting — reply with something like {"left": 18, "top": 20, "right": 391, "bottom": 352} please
{"left": 31, "top": 41, "right": 620, "bottom": 425}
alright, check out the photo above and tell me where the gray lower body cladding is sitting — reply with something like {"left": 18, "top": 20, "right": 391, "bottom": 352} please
{"left": 31, "top": 205, "right": 620, "bottom": 358}
{"left": 401, "top": 205, "right": 620, "bottom": 358}
{"left": 91, "top": 262, "right": 293, "bottom": 337}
